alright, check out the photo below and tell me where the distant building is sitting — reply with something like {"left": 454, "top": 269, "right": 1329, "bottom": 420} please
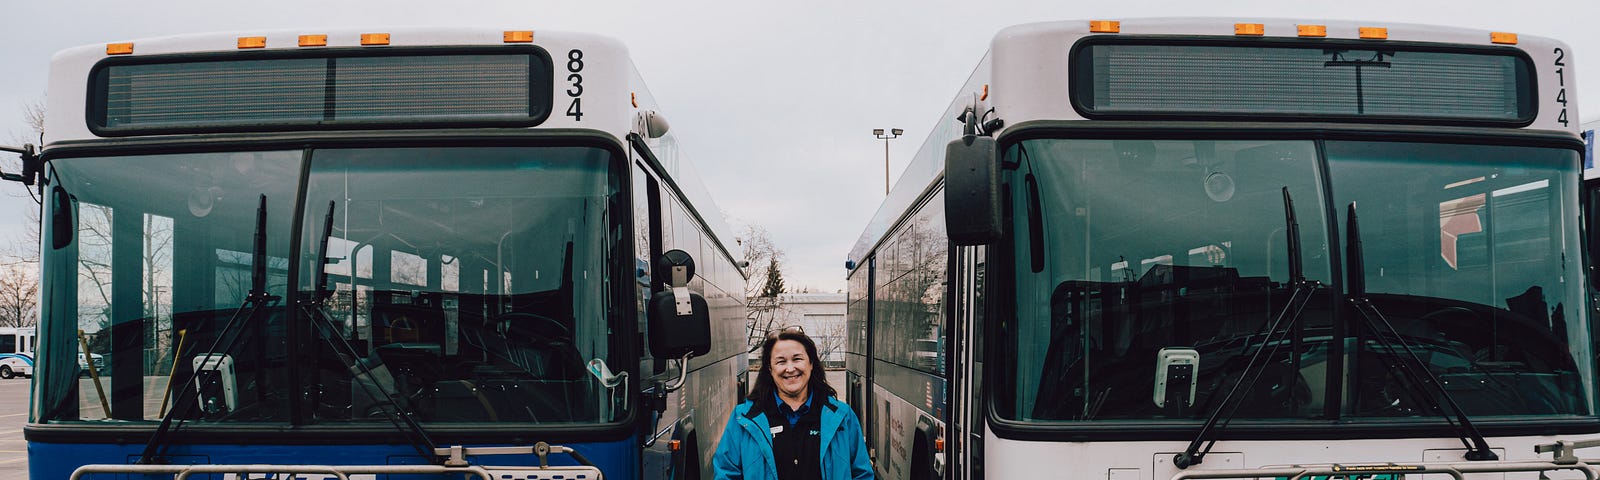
{"left": 752, "top": 292, "right": 846, "bottom": 368}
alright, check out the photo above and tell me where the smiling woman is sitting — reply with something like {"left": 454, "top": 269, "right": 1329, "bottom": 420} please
{"left": 713, "top": 329, "right": 871, "bottom": 480}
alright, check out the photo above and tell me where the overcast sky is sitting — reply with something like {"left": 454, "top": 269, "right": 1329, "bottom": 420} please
{"left": 1, "top": 0, "right": 1597, "bottom": 292}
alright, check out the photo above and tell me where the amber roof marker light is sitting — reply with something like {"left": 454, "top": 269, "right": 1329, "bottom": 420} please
{"left": 299, "top": 35, "right": 328, "bottom": 47}
{"left": 1490, "top": 32, "right": 1519, "bottom": 45}
{"left": 504, "top": 31, "right": 534, "bottom": 43}
{"left": 1090, "top": 20, "right": 1121, "bottom": 33}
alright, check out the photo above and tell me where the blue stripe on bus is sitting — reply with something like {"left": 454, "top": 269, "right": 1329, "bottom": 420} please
{"left": 0, "top": 353, "right": 33, "bottom": 366}
{"left": 30, "top": 438, "right": 638, "bottom": 480}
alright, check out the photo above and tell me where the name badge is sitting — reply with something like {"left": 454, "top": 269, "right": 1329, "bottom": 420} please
{"left": 770, "top": 426, "right": 784, "bottom": 437}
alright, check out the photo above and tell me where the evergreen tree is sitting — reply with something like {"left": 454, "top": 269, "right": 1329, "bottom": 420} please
{"left": 759, "top": 257, "right": 786, "bottom": 298}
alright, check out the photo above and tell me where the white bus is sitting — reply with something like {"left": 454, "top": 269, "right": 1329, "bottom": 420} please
{"left": 0, "top": 326, "right": 36, "bottom": 379}
{"left": 3, "top": 27, "right": 746, "bottom": 480}
{"left": 847, "top": 18, "right": 1593, "bottom": 480}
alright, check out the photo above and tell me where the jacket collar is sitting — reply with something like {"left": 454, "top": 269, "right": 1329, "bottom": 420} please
{"left": 817, "top": 397, "right": 843, "bottom": 455}
{"left": 736, "top": 401, "right": 775, "bottom": 458}
{"left": 737, "top": 396, "right": 846, "bottom": 462}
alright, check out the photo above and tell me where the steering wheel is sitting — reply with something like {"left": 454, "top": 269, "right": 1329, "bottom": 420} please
{"left": 494, "top": 312, "right": 571, "bottom": 340}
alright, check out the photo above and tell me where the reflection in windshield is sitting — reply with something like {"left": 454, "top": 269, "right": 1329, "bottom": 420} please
{"left": 301, "top": 147, "right": 622, "bottom": 424}
{"left": 42, "top": 151, "right": 302, "bottom": 423}
{"left": 37, "top": 146, "right": 624, "bottom": 426}
{"left": 1327, "top": 141, "right": 1589, "bottom": 417}
{"left": 997, "top": 138, "right": 1591, "bottom": 423}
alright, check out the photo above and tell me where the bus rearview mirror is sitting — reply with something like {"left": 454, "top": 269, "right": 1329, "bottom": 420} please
{"left": 945, "top": 136, "right": 1002, "bottom": 246}
{"left": 51, "top": 186, "right": 74, "bottom": 250}
{"left": 647, "top": 249, "right": 711, "bottom": 359}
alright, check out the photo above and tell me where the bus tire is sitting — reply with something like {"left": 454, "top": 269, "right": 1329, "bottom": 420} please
{"left": 0, "top": 365, "right": 12, "bottom": 379}
{"left": 682, "top": 435, "right": 701, "bottom": 480}
{"left": 911, "top": 432, "right": 934, "bottom": 480}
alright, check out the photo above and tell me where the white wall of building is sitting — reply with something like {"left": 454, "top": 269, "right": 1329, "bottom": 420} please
{"left": 757, "top": 293, "right": 846, "bottom": 368}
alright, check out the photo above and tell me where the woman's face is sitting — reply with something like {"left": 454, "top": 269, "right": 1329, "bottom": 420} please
{"left": 769, "top": 339, "right": 812, "bottom": 400}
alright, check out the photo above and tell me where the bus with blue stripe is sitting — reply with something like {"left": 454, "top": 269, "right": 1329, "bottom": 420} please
{"left": 2, "top": 27, "right": 746, "bottom": 480}
{"left": 0, "top": 327, "right": 35, "bottom": 379}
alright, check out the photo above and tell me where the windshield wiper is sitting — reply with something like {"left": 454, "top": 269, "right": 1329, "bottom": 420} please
{"left": 1176, "top": 187, "right": 1320, "bottom": 469}
{"left": 139, "top": 195, "right": 281, "bottom": 464}
{"left": 1344, "top": 202, "right": 1498, "bottom": 461}
{"left": 300, "top": 200, "right": 440, "bottom": 462}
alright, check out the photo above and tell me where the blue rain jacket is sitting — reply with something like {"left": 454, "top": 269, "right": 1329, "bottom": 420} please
{"left": 712, "top": 395, "right": 874, "bottom": 480}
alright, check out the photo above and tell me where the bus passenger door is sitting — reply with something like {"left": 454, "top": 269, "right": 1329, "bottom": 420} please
{"left": 1586, "top": 176, "right": 1600, "bottom": 324}
{"left": 948, "top": 245, "right": 985, "bottom": 480}
{"left": 632, "top": 157, "right": 672, "bottom": 480}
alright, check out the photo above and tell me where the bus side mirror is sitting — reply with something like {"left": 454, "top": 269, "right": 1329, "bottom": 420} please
{"left": 647, "top": 249, "right": 711, "bottom": 359}
{"left": 0, "top": 144, "right": 38, "bottom": 186}
{"left": 50, "top": 186, "right": 74, "bottom": 250}
{"left": 945, "top": 136, "right": 1001, "bottom": 246}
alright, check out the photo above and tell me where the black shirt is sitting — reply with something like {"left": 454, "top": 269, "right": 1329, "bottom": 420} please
{"left": 763, "top": 392, "right": 822, "bottom": 480}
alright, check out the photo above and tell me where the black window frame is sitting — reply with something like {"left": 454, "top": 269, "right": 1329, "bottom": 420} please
{"left": 86, "top": 46, "right": 556, "bottom": 137}
{"left": 1067, "top": 36, "right": 1539, "bottom": 128}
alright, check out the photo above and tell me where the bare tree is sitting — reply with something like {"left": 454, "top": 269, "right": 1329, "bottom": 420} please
{"left": 812, "top": 318, "right": 847, "bottom": 368}
{"left": 8, "top": 97, "right": 44, "bottom": 146}
{"left": 0, "top": 264, "right": 38, "bottom": 327}
{"left": 0, "top": 98, "right": 46, "bottom": 327}
{"left": 737, "top": 224, "right": 786, "bottom": 351}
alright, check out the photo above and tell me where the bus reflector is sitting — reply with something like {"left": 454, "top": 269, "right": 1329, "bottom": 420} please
{"left": 631, "top": 92, "right": 638, "bottom": 108}
{"left": 238, "top": 37, "right": 267, "bottom": 49}
{"left": 1234, "top": 23, "right": 1265, "bottom": 36}
{"left": 981, "top": 84, "right": 989, "bottom": 101}
{"left": 1490, "top": 32, "right": 1518, "bottom": 45}
{"left": 669, "top": 440, "right": 681, "bottom": 452}
{"left": 935, "top": 437, "right": 945, "bottom": 450}
{"left": 1359, "top": 27, "right": 1388, "bottom": 40}
{"left": 106, "top": 43, "right": 134, "bottom": 55}
{"left": 361, "top": 33, "right": 391, "bottom": 46}
{"left": 504, "top": 31, "right": 534, "bottom": 43}
{"left": 1090, "top": 20, "right": 1120, "bottom": 33}
{"left": 1297, "top": 25, "right": 1327, "bottom": 37}
{"left": 299, "top": 35, "right": 328, "bottom": 47}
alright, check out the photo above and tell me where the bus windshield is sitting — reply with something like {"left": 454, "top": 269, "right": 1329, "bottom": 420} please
{"left": 997, "top": 138, "right": 1591, "bottom": 424}
{"left": 37, "top": 145, "right": 626, "bottom": 426}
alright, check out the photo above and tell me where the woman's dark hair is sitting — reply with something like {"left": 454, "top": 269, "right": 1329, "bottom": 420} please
{"left": 747, "top": 330, "right": 836, "bottom": 402}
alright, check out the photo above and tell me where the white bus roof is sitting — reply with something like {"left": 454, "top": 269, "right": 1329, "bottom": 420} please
{"left": 849, "top": 17, "right": 1580, "bottom": 267}
{"left": 43, "top": 27, "right": 630, "bottom": 144}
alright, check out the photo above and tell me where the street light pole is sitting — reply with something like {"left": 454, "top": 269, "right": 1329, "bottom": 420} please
{"left": 873, "top": 128, "right": 903, "bottom": 195}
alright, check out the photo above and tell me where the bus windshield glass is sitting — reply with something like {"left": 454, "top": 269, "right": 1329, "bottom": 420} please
{"left": 37, "top": 146, "right": 626, "bottom": 426}
{"left": 997, "top": 138, "right": 1592, "bottom": 424}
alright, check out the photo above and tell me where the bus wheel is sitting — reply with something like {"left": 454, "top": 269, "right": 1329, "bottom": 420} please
{"left": 681, "top": 435, "right": 701, "bottom": 480}
{"left": 911, "top": 433, "right": 934, "bottom": 480}
{"left": 0, "top": 365, "right": 13, "bottom": 379}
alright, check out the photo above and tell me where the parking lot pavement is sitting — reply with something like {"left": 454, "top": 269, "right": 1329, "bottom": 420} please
{"left": 0, "top": 377, "right": 29, "bottom": 480}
